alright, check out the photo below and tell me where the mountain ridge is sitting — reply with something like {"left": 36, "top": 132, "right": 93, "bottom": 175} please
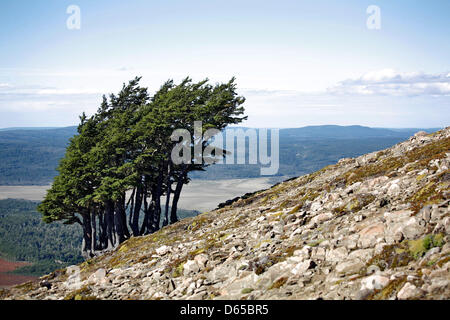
{"left": 1, "top": 127, "right": 449, "bottom": 300}
{"left": 0, "top": 124, "right": 439, "bottom": 185}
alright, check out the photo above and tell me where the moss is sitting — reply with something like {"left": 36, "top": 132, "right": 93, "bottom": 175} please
{"left": 307, "top": 239, "right": 324, "bottom": 247}
{"left": 219, "top": 233, "right": 232, "bottom": 241}
{"left": 268, "top": 277, "right": 288, "bottom": 290}
{"left": 14, "top": 281, "right": 36, "bottom": 292}
{"left": 172, "top": 262, "right": 185, "bottom": 278}
{"left": 282, "top": 245, "right": 302, "bottom": 258}
{"left": 64, "top": 285, "right": 96, "bottom": 300}
{"left": 366, "top": 276, "right": 407, "bottom": 300}
{"left": 333, "top": 194, "right": 375, "bottom": 216}
{"left": 409, "top": 180, "right": 445, "bottom": 213}
{"left": 363, "top": 234, "right": 446, "bottom": 274}
{"left": 427, "top": 259, "right": 437, "bottom": 266}
{"left": 254, "top": 239, "right": 271, "bottom": 249}
{"left": 416, "top": 173, "right": 427, "bottom": 181}
{"left": 436, "top": 256, "right": 450, "bottom": 268}
{"left": 288, "top": 204, "right": 302, "bottom": 214}
{"left": 241, "top": 288, "right": 254, "bottom": 294}
{"left": 188, "top": 214, "right": 213, "bottom": 232}
{"left": 408, "top": 234, "right": 445, "bottom": 259}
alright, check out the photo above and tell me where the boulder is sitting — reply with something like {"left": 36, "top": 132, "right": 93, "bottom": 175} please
{"left": 88, "top": 268, "right": 107, "bottom": 285}
{"left": 183, "top": 260, "right": 200, "bottom": 276}
{"left": 156, "top": 245, "right": 170, "bottom": 255}
{"left": 291, "top": 259, "right": 315, "bottom": 276}
{"left": 360, "top": 275, "right": 390, "bottom": 291}
{"left": 397, "top": 282, "right": 422, "bottom": 300}
{"left": 326, "top": 247, "right": 348, "bottom": 263}
{"left": 358, "top": 223, "right": 385, "bottom": 248}
{"left": 194, "top": 254, "right": 208, "bottom": 269}
{"left": 335, "top": 260, "right": 364, "bottom": 276}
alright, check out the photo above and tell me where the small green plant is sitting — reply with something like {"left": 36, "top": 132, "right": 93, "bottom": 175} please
{"left": 241, "top": 288, "right": 254, "bottom": 294}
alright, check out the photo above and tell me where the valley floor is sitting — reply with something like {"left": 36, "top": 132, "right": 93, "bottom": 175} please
{"left": 0, "top": 178, "right": 274, "bottom": 212}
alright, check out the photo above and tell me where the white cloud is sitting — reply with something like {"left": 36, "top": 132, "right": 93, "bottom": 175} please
{"left": 328, "top": 69, "right": 450, "bottom": 96}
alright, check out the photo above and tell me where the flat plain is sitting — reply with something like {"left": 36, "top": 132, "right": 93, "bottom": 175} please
{"left": 0, "top": 178, "right": 273, "bottom": 212}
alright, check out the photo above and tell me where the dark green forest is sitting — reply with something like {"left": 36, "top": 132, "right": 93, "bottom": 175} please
{"left": 0, "top": 199, "right": 82, "bottom": 276}
{"left": 0, "top": 198, "right": 199, "bottom": 276}
{"left": 0, "top": 127, "right": 76, "bottom": 185}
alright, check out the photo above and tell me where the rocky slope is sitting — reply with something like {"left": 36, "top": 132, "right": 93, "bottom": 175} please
{"left": 1, "top": 128, "right": 449, "bottom": 300}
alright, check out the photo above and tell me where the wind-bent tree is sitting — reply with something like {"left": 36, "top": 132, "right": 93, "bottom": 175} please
{"left": 38, "top": 77, "right": 246, "bottom": 258}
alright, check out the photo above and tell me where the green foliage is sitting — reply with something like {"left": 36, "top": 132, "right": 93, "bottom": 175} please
{"left": 37, "top": 76, "right": 247, "bottom": 257}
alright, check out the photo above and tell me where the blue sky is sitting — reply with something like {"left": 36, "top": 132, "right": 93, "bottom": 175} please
{"left": 0, "top": 0, "right": 449, "bottom": 128}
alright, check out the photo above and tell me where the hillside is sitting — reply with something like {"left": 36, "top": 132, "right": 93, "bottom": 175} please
{"left": 1, "top": 128, "right": 449, "bottom": 300}
{"left": 0, "top": 125, "right": 435, "bottom": 185}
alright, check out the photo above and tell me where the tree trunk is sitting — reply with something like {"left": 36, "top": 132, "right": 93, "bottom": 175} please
{"left": 153, "top": 164, "right": 164, "bottom": 231}
{"left": 162, "top": 163, "right": 172, "bottom": 227}
{"left": 99, "top": 211, "right": 107, "bottom": 250}
{"left": 128, "top": 188, "right": 136, "bottom": 231}
{"left": 114, "top": 196, "right": 129, "bottom": 244}
{"left": 105, "top": 200, "right": 116, "bottom": 250}
{"left": 131, "top": 184, "right": 143, "bottom": 236}
{"left": 90, "top": 210, "right": 97, "bottom": 252}
{"left": 170, "top": 177, "right": 184, "bottom": 224}
{"left": 81, "top": 212, "right": 93, "bottom": 259}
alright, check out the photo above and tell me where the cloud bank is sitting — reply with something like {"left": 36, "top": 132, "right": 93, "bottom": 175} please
{"left": 328, "top": 69, "right": 450, "bottom": 96}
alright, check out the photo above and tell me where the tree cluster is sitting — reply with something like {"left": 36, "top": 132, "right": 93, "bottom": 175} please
{"left": 38, "top": 77, "right": 246, "bottom": 258}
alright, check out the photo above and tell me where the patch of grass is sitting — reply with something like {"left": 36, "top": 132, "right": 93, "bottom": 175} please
{"left": 366, "top": 276, "right": 407, "bottom": 300}
{"left": 172, "top": 262, "right": 185, "bottom": 278}
{"left": 306, "top": 239, "right": 324, "bottom": 247}
{"left": 14, "top": 281, "right": 36, "bottom": 292}
{"left": 363, "top": 234, "right": 445, "bottom": 274}
{"left": 241, "top": 288, "right": 254, "bottom": 294}
{"left": 408, "top": 234, "right": 445, "bottom": 259}
{"left": 64, "top": 285, "right": 97, "bottom": 300}
{"left": 288, "top": 204, "right": 302, "bottom": 214}
{"left": 436, "top": 256, "right": 450, "bottom": 268}
{"left": 409, "top": 178, "right": 447, "bottom": 213}
{"left": 333, "top": 194, "right": 375, "bottom": 216}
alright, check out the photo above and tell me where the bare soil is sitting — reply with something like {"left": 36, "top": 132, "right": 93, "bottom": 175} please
{"left": 0, "top": 258, "right": 37, "bottom": 288}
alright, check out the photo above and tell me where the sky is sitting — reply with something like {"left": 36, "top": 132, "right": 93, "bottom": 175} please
{"left": 0, "top": 0, "right": 449, "bottom": 128}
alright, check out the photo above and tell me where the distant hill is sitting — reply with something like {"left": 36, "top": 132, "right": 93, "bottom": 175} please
{"left": 0, "top": 125, "right": 439, "bottom": 185}
{"left": 0, "top": 127, "right": 78, "bottom": 185}
{"left": 279, "top": 125, "right": 425, "bottom": 139}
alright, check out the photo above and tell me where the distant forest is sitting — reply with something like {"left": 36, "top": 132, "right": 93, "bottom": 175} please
{"left": 0, "top": 125, "right": 437, "bottom": 185}
{"left": 0, "top": 199, "right": 199, "bottom": 276}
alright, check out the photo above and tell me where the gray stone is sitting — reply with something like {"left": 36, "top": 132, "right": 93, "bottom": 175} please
{"left": 183, "top": 260, "right": 200, "bottom": 276}
{"left": 335, "top": 260, "right": 364, "bottom": 275}
{"left": 397, "top": 282, "right": 422, "bottom": 300}
{"left": 360, "top": 275, "right": 390, "bottom": 291}
{"left": 326, "top": 247, "right": 348, "bottom": 263}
